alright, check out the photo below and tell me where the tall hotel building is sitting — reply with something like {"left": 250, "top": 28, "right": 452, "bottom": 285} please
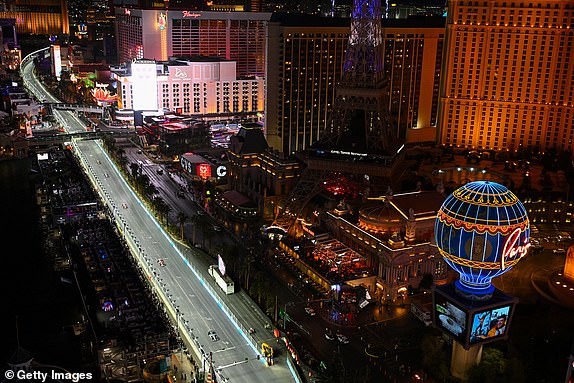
{"left": 265, "top": 13, "right": 349, "bottom": 154}
{"left": 0, "top": 0, "right": 69, "bottom": 35}
{"left": 114, "top": 8, "right": 271, "bottom": 78}
{"left": 439, "top": 0, "right": 574, "bottom": 154}
{"left": 384, "top": 16, "right": 445, "bottom": 143}
{"left": 266, "top": 13, "right": 446, "bottom": 155}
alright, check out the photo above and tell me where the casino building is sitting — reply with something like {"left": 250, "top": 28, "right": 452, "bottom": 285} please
{"left": 322, "top": 189, "right": 450, "bottom": 300}
{"left": 114, "top": 7, "right": 271, "bottom": 78}
{"left": 0, "top": 0, "right": 69, "bottom": 35}
{"left": 439, "top": 0, "right": 574, "bottom": 154}
{"left": 227, "top": 123, "right": 304, "bottom": 221}
{"left": 110, "top": 57, "right": 264, "bottom": 121}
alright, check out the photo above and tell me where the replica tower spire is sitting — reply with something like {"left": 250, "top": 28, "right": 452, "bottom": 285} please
{"left": 316, "top": 0, "right": 398, "bottom": 154}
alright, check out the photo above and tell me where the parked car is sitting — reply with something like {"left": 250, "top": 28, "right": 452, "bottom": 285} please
{"left": 553, "top": 248, "right": 566, "bottom": 255}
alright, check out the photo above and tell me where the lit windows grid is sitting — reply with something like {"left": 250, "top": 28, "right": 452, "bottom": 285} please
{"left": 279, "top": 30, "right": 349, "bottom": 155}
{"left": 171, "top": 18, "right": 267, "bottom": 78}
{"left": 440, "top": 0, "right": 574, "bottom": 154}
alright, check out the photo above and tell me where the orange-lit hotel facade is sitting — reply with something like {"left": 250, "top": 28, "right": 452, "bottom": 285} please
{"left": 0, "top": 0, "right": 69, "bottom": 35}
{"left": 439, "top": 0, "right": 574, "bottom": 154}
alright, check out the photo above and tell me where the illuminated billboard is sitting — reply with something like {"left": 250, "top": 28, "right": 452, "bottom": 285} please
{"left": 131, "top": 60, "right": 158, "bottom": 111}
{"left": 432, "top": 284, "right": 518, "bottom": 349}
{"left": 469, "top": 305, "right": 511, "bottom": 344}
{"left": 51, "top": 45, "right": 62, "bottom": 80}
{"left": 434, "top": 292, "right": 467, "bottom": 344}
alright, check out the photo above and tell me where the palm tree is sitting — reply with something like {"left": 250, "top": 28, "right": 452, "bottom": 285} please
{"left": 176, "top": 211, "right": 187, "bottom": 240}
{"left": 157, "top": 199, "right": 172, "bottom": 224}
{"left": 129, "top": 162, "right": 141, "bottom": 180}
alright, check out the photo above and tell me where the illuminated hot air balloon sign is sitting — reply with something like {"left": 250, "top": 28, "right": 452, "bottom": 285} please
{"left": 435, "top": 181, "right": 530, "bottom": 297}
{"left": 91, "top": 87, "right": 118, "bottom": 104}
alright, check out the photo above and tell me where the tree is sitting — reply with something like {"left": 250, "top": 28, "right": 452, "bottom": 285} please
{"left": 467, "top": 348, "right": 506, "bottom": 383}
{"left": 420, "top": 335, "right": 451, "bottom": 380}
{"left": 176, "top": 211, "right": 187, "bottom": 240}
{"left": 129, "top": 162, "right": 141, "bottom": 180}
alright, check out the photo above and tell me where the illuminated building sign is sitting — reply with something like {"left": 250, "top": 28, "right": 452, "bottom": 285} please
{"left": 216, "top": 165, "right": 227, "bottom": 177}
{"left": 124, "top": 8, "right": 131, "bottom": 15}
{"left": 77, "top": 23, "right": 87, "bottom": 35}
{"left": 197, "top": 164, "right": 211, "bottom": 179}
{"left": 158, "top": 12, "right": 167, "bottom": 30}
{"left": 182, "top": 11, "right": 201, "bottom": 18}
{"left": 434, "top": 181, "right": 530, "bottom": 296}
{"left": 169, "top": 67, "right": 192, "bottom": 80}
{"left": 501, "top": 228, "right": 531, "bottom": 270}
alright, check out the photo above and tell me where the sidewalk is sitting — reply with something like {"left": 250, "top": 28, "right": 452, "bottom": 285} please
{"left": 170, "top": 350, "right": 197, "bottom": 383}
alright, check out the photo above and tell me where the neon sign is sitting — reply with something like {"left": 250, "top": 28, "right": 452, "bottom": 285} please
{"left": 501, "top": 228, "right": 531, "bottom": 270}
{"left": 158, "top": 13, "right": 167, "bottom": 30}
{"left": 216, "top": 165, "right": 227, "bottom": 177}
{"left": 174, "top": 67, "right": 188, "bottom": 78}
{"left": 198, "top": 164, "right": 211, "bottom": 179}
{"left": 182, "top": 11, "right": 201, "bottom": 18}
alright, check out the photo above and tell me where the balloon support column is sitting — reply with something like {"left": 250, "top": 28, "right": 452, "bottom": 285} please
{"left": 450, "top": 342, "right": 482, "bottom": 380}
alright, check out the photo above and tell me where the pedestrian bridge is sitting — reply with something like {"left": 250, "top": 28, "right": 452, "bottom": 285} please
{"left": 48, "top": 103, "right": 105, "bottom": 114}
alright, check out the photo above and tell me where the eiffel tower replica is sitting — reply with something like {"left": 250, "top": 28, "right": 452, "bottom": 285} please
{"left": 316, "top": 0, "right": 398, "bottom": 154}
{"left": 271, "top": 0, "right": 405, "bottom": 235}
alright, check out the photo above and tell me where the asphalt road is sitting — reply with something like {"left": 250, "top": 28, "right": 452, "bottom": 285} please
{"left": 22, "top": 49, "right": 298, "bottom": 383}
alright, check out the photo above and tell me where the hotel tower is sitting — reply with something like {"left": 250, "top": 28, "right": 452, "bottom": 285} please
{"left": 438, "top": 0, "right": 574, "bottom": 154}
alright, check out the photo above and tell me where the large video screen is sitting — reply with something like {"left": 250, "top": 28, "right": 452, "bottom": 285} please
{"left": 434, "top": 293, "right": 467, "bottom": 344}
{"left": 469, "top": 305, "right": 511, "bottom": 344}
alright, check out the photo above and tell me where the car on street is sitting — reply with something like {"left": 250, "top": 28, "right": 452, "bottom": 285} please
{"left": 324, "top": 330, "right": 335, "bottom": 341}
{"left": 157, "top": 259, "right": 166, "bottom": 267}
{"left": 553, "top": 248, "right": 566, "bottom": 255}
{"left": 213, "top": 225, "right": 222, "bottom": 232}
{"left": 336, "top": 333, "right": 349, "bottom": 344}
{"left": 304, "top": 307, "right": 316, "bottom": 316}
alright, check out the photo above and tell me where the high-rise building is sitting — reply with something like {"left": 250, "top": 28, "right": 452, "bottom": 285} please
{"left": 114, "top": 8, "right": 271, "bottom": 78}
{"left": 266, "top": 13, "right": 350, "bottom": 154}
{"left": 266, "top": 13, "right": 446, "bottom": 155}
{"left": 384, "top": 16, "right": 445, "bottom": 143}
{"left": 438, "top": 0, "right": 574, "bottom": 154}
{"left": 0, "top": 0, "right": 69, "bottom": 35}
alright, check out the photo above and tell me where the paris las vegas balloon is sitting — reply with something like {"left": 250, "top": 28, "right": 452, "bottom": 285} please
{"left": 435, "top": 181, "right": 531, "bottom": 299}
